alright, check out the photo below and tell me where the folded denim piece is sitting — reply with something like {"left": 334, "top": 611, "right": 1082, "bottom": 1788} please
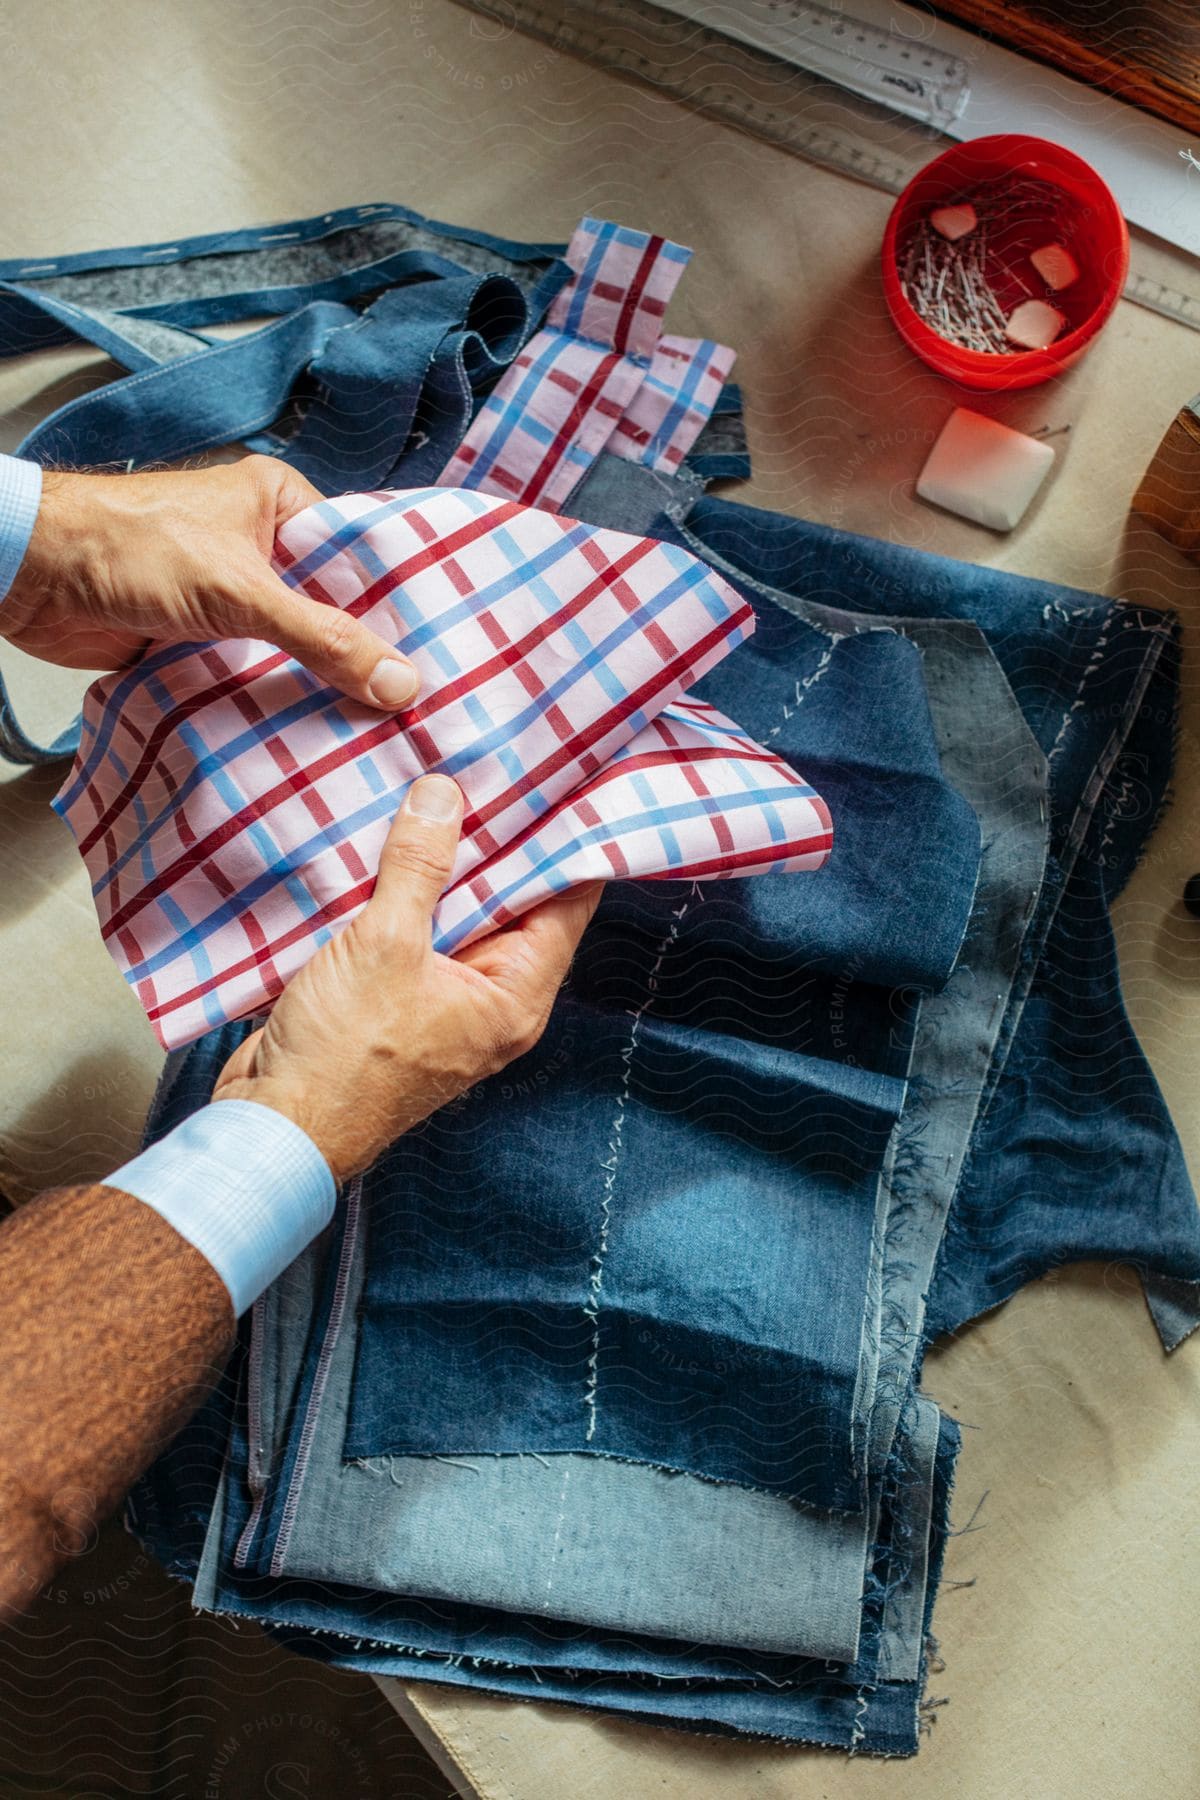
{"left": 188, "top": 489, "right": 1180, "bottom": 1742}
{"left": 246, "top": 1190, "right": 938, "bottom": 1683}
{"left": 0, "top": 200, "right": 985, "bottom": 1756}
{"left": 129, "top": 572, "right": 985, "bottom": 1699}
{"left": 14, "top": 265, "right": 567, "bottom": 497}
{"left": 627, "top": 502, "right": 1045, "bottom": 1514}
{"left": 263, "top": 1403, "right": 958, "bottom": 1756}
{"left": 140, "top": 1329, "right": 959, "bottom": 1756}
{"left": 191, "top": 593, "right": 1032, "bottom": 1678}
{"left": 665, "top": 495, "right": 1200, "bottom": 1346}
{"left": 928, "top": 653, "right": 1200, "bottom": 1344}
{"left": 288, "top": 1407, "right": 955, "bottom": 1759}
{"left": 124, "top": 486, "right": 1057, "bottom": 1749}
{"left": 3, "top": 203, "right": 568, "bottom": 478}
{"left": 311, "top": 613, "right": 976, "bottom": 1512}
{"left": 131, "top": 1044, "right": 877, "bottom": 1661}
{"left": 54, "top": 487, "right": 832, "bottom": 1048}
{"left": 281, "top": 274, "right": 525, "bottom": 494}
{"left": 128, "top": 1280, "right": 957, "bottom": 1755}
{"left": 239, "top": 1169, "right": 877, "bottom": 1660}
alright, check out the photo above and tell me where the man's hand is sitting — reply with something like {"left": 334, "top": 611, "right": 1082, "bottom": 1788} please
{"left": 214, "top": 773, "right": 601, "bottom": 1182}
{"left": 0, "top": 457, "right": 421, "bottom": 710}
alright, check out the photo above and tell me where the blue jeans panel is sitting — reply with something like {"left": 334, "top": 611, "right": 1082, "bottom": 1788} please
{"left": 12, "top": 270, "right": 549, "bottom": 482}
{"left": 313, "top": 623, "right": 1019, "bottom": 1672}
{"left": 275, "top": 1205, "right": 948, "bottom": 1675}
{"left": 258, "top": 1408, "right": 944, "bottom": 1754}
{"left": 142, "top": 1044, "right": 934, "bottom": 1676}
{"left": 664, "top": 495, "right": 1200, "bottom": 1343}
{"left": 926, "top": 834, "right": 1200, "bottom": 1336}
{"left": 0, "top": 201, "right": 563, "bottom": 328}
{"left": 923, "top": 612, "right": 1200, "bottom": 1341}
{"left": 130, "top": 577, "right": 980, "bottom": 1524}
{"left": 566, "top": 469, "right": 1048, "bottom": 1521}
{"left": 338, "top": 611, "right": 978, "bottom": 1508}
{"left": 343, "top": 996, "right": 905, "bottom": 1509}
{"left": 128, "top": 1308, "right": 955, "bottom": 1756}
{"left": 0, "top": 204, "right": 564, "bottom": 419}
{"left": 129, "top": 1012, "right": 956, "bottom": 1748}
{"left": 239, "top": 1173, "right": 873, "bottom": 1663}
{"left": 131, "top": 1010, "right": 918, "bottom": 1669}
{"left": 245, "top": 607, "right": 1023, "bottom": 1671}
{"left": 129, "top": 1340, "right": 957, "bottom": 1756}
{"left": 2, "top": 204, "right": 570, "bottom": 472}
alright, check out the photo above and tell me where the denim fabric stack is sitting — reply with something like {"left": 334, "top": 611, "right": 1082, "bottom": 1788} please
{"left": 5, "top": 202, "right": 1200, "bottom": 1755}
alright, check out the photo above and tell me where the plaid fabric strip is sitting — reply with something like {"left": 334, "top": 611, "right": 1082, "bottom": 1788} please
{"left": 542, "top": 217, "right": 684, "bottom": 356}
{"left": 439, "top": 219, "right": 691, "bottom": 512}
{"left": 55, "top": 486, "right": 830, "bottom": 1051}
{"left": 607, "top": 336, "right": 738, "bottom": 473}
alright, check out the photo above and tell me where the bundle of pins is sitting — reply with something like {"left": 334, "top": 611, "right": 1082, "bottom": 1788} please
{"left": 899, "top": 178, "right": 1067, "bottom": 354}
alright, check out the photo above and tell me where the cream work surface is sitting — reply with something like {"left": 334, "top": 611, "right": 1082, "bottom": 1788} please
{"left": 0, "top": 3, "right": 1197, "bottom": 1795}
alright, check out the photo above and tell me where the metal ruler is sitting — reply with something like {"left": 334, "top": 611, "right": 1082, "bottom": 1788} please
{"left": 1124, "top": 264, "right": 1200, "bottom": 333}
{"left": 453, "top": 0, "right": 1200, "bottom": 336}
{"left": 651, "top": 0, "right": 970, "bottom": 130}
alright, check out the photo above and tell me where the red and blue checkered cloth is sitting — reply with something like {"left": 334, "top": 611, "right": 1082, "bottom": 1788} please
{"left": 441, "top": 218, "right": 734, "bottom": 505}
{"left": 55, "top": 486, "right": 832, "bottom": 1050}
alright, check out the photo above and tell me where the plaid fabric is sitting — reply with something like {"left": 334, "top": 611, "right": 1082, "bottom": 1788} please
{"left": 608, "top": 335, "right": 738, "bottom": 473}
{"left": 55, "top": 486, "right": 831, "bottom": 1051}
{"left": 436, "top": 695, "right": 831, "bottom": 949}
{"left": 439, "top": 219, "right": 698, "bottom": 511}
{"left": 542, "top": 216, "right": 685, "bottom": 356}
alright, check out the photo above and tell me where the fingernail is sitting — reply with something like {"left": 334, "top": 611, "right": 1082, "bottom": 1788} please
{"left": 406, "top": 773, "right": 462, "bottom": 822}
{"left": 367, "top": 656, "right": 419, "bottom": 709}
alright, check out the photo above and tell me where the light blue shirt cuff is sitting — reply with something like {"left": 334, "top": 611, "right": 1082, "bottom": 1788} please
{"left": 0, "top": 453, "right": 42, "bottom": 603}
{"left": 108, "top": 1099, "right": 337, "bottom": 1319}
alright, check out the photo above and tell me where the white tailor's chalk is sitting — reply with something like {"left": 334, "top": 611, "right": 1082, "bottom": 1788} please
{"left": 1030, "top": 242, "right": 1080, "bottom": 291}
{"left": 1004, "top": 298, "right": 1066, "bottom": 350}
{"left": 916, "top": 406, "right": 1056, "bottom": 532}
{"left": 929, "top": 202, "right": 977, "bottom": 241}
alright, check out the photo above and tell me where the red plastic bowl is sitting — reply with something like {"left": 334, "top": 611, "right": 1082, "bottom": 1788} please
{"left": 881, "top": 133, "right": 1129, "bottom": 390}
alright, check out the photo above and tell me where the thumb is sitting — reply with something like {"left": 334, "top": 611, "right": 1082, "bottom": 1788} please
{"left": 369, "top": 774, "right": 465, "bottom": 933}
{"left": 246, "top": 573, "right": 421, "bottom": 711}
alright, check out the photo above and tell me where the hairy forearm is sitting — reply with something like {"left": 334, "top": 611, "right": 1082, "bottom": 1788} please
{"left": 0, "top": 1182, "right": 233, "bottom": 1619}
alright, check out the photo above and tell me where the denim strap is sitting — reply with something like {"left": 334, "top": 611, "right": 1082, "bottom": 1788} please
{"left": 0, "top": 200, "right": 565, "bottom": 336}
